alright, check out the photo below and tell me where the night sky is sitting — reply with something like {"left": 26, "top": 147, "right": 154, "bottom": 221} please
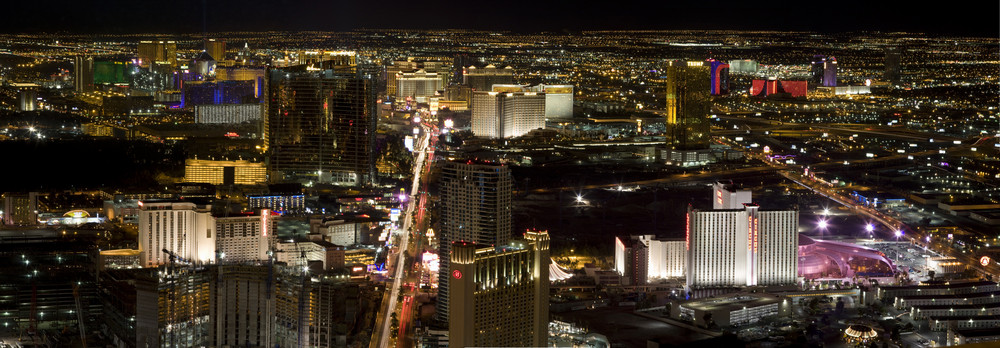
{"left": 4, "top": 0, "right": 998, "bottom": 35}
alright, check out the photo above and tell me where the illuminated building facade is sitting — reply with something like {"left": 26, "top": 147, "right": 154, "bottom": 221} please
{"left": 204, "top": 39, "right": 226, "bottom": 62}
{"left": 2, "top": 192, "right": 38, "bottom": 225}
{"left": 194, "top": 104, "right": 262, "bottom": 124}
{"left": 248, "top": 194, "right": 305, "bottom": 214}
{"left": 709, "top": 59, "right": 730, "bottom": 95}
{"left": 15, "top": 85, "right": 38, "bottom": 112}
{"left": 215, "top": 210, "right": 275, "bottom": 263}
{"left": 728, "top": 59, "right": 758, "bottom": 74}
{"left": 137, "top": 41, "right": 177, "bottom": 67}
{"left": 750, "top": 79, "right": 808, "bottom": 98}
{"left": 471, "top": 91, "right": 545, "bottom": 138}
{"left": 183, "top": 158, "right": 267, "bottom": 186}
{"left": 614, "top": 236, "right": 648, "bottom": 285}
{"left": 615, "top": 235, "right": 686, "bottom": 282}
{"left": 664, "top": 60, "right": 711, "bottom": 150}
{"left": 492, "top": 84, "right": 574, "bottom": 120}
{"left": 810, "top": 55, "right": 837, "bottom": 87}
{"left": 137, "top": 201, "right": 216, "bottom": 267}
{"left": 463, "top": 64, "right": 514, "bottom": 92}
{"left": 713, "top": 182, "right": 752, "bottom": 209}
{"left": 74, "top": 55, "right": 94, "bottom": 92}
{"left": 266, "top": 61, "right": 377, "bottom": 186}
{"left": 396, "top": 70, "right": 448, "bottom": 102}
{"left": 182, "top": 80, "right": 257, "bottom": 107}
{"left": 449, "top": 231, "right": 549, "bottom": 348}
{"left": 216, "top": 66, "right": 266, "bottom": 98}
{"left": 436, "top": 160, "right": 513, "bottom": 322}
{"left": 686, "top": 204, "right": 799, "bottom": 288}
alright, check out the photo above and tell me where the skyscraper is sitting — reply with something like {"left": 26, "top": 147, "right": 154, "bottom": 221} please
{"left": 615, "top": 235, "right": 686, "bottom": 282}
{"left": 614, "top": 236, "right": 648, "bottom": 286}
{"left": 449, "top": 230, "right": 549, "bottom": 347}
{"left": 463, "top": 64, "right": 515, "bottom": 92}
{"left": 810, "top": 55, "right": 837, "bottom": 87}
{"left": 266, "top": 60, "right": 377, "bottom": 186}
{"left": 471, "top": 91, "right": 545, "bottom": 138}
{"left": 436, "top": 160, "right": 513, "bottom": 322}
{"left": 664, "top": 60, "right": 711, "bottom": 150}
{"left": 686, "top": 186, "right": 799, "bottom": 289}
{"left": 137, "top": 200, "right": 217, "bottom": 267}
{"left": 74, "top": 55, "right": 94, "bottom": 92}
{"left": 137, "top": 41, "right": 177, "bottom": 67}
{"left": 885, "top": 47, "right": 902, "bottom": 84}
{"left": 709, "top": 59, "right": 730, "bottom": 95}
{"left": 396, "top": 70, "right": 448, "bottom": 102}
{"left": 204, "top": 38, "right": 226, "bottom": 62}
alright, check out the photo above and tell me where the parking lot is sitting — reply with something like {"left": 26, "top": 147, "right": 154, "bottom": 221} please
{"left": 860, "top": 241, "right": 944, "bottom": 283}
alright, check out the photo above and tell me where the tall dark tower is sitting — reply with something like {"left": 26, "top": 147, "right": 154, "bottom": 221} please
{"left": 435, "top": 160, "right": 513, "bottom": 323}
{"left": 74, "top": 55, "right": 94, "bottom": 92}
{"left": 811, "top": 55, "right": 837, "bottom": 87}
{"left": 885, "top": 47, "right": 902, "bottom": 85}
{"left": 664, "top": 60, "right": 711, "bottom": 150}
{"left": 266, "top": 54, "right": 377, "bottom": 186}
{"left": 709, "top": 59, "right": 730, "bottom": 96}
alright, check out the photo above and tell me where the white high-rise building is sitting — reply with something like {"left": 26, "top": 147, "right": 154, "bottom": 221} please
{"left": 686, "top": 204, "right": 798, "bottom": 288}
{"left": 436, "top": 160, "right": 513, "bottom": 322}
{"left": 139, "top": 201, "right": 275, "bottom": 267}
{"left": 492, "top": 84, "right": 574, "bottom": 120}
{"left": 138, "top": 201, "right": 216, "bottom": 266}
{"left": 396, "top": 70, "right": 447, "bottom": 102}
{"left": 646, "top": 237, "right": 686, "bottom": 279}
{"left": 535, "top": 84, "right": 573, "bottom": 120}
{"left": 713, "top": 182, "right": 752, "bottom": 209}
{"left": 215, "top": 210, "right": 276, "bottom": 263}
{"left": 615, "top": 235, "right": 686, "bottom": 283}
{"left": 471, "top": 91, "right": 545, "bottom": 138}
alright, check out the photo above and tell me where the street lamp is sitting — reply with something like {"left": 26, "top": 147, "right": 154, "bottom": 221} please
{"left": 817, "top": 219, "right": 829, "bottom": 230}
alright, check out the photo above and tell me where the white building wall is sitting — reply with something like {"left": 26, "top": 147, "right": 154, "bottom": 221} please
{"left": 503, "top": 92, "right": 545, "bottom": 137}
{"left": 687, "top": 206, "right": 796, "bottom": 288}
{"left": 472, "top": 92, "right": 545, "bottom": 138}
{"left": 215, "top": 211, "right": 275, "bottom": 263}
{"left": 195, "top": 104, "right": 262, "bottom": 124}
{"left": 471, "top": 92, "right": 500, "bottom": 138}
{"left": 138, "top": 202, "right": 216, "bottom": 267}
{"left": 756, "top": 210, "right": 799, "bottom": 285}
{"left": 325, "top": 221, "right": 358, "bottom": 246}
{"left": 614, "top": 236, "right": 627, "bottom": 276}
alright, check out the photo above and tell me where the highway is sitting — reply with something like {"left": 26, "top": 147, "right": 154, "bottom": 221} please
{"left": 372, "top": 123, "right": 430, "bottom": 348}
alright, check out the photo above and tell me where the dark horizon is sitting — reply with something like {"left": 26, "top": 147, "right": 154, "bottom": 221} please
{"left": 5, "top": 0, "right": 999, "bottom": 37}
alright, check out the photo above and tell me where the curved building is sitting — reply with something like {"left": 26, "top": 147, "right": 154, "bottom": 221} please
{"left": 797, "top": 234, "right": 897, "bottom": 279}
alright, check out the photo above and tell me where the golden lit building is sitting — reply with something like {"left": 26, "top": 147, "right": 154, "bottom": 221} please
{"left": 137, "top": 41, "right": 177, "bottom": 67}
{"left": 449, "top": 230, "right": 549, "bottom": 348}
{"left": 204, "top": 39, "right": 226, "bottom": 61}
{"left": 665, "top": 60, "right": 711, "bottom": 150}
{"left": 183, "top": 158, "right": 267, "bottom": 186}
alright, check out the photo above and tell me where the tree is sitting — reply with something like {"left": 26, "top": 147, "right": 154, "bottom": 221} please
{"left": 836, "top": 298, "right": 845, "bottom": 314}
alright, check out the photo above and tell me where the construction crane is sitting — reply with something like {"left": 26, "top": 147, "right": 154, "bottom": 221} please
{"left": 161, "top": 249, "right": 190, "bottom": 347}
{"left": 72, "top": 283, "right": 87, "bottom": 348}
{"left": 294, "top": 241, "right": 309, "bottom": 348}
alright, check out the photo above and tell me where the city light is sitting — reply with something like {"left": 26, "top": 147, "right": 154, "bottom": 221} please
{"left": 817, "top": 219, "right": 828, "bottom": 230}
